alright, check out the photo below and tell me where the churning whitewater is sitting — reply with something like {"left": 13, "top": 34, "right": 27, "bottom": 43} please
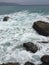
{"left": 0, "top": 11, "right": 49, "bottom": 65}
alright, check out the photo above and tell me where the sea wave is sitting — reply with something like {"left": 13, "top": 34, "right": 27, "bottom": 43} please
{"left": 0, "top": 11, "right": 49, "bottom": 65}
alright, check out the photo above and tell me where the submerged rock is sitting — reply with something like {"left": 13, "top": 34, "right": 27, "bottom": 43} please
{"left": 41, "top": 55, "right": 49, "bottom": 63}
{"left": 24, "top": 62, "right": 35, "bottom": 65}
{"left": 3, "top": 16, "right": 9, "bottom": 21}
{"left": 23, "top": 42, "right": 38, "bottom": 53}
{"left": 33, "top": 21, "right": 49, "bottom": 36}
{"left": 2, "top": 63, "right": 20, "bottom": 65}
{"left": 37, "top": 41, "right": 49, "bottom": 43}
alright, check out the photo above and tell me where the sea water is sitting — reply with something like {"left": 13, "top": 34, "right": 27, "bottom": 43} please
{"left": 0, "top": 5, "right": 49, "bottom": 65}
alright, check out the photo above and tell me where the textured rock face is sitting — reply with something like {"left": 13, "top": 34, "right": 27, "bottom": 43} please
{"left": 3, "top": 16, "right": 9, "bottom": 21}
{"left": 33, "top": 21, "right": 49, "bottom": 36}
{"left": 24, "top": 62, "right": 35, "bottom": 65}
{"left": 41, "top": 55, "right": 49, "bottom": 63}
{"left": 23, "top": 42, "right": 38, "bottom": 53}
{"left": 2, "top": 63, "right": 20, "bottom": 65}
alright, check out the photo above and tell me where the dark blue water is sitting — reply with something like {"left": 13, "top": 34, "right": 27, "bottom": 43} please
{"left": 0, "top": 5, "right": 49, "bottom": 15}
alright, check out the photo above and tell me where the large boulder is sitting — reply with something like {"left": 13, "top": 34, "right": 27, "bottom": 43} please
{"left": 33, "top": 21, "right": 49, "bottom": 36}
{"left": 3, "top": 16, "right": 9, "bottom": 21}
{"left": 23, "top": 42, "right": 38, "bottom": 53}
{"left": 2, "top": 63, "right": 20, "bottom": 65}
{"left": 24, "top": 62, "right": 35, "bottom": 65}
{"left": 41, "top": 55, "right": 49, "bottom": 63}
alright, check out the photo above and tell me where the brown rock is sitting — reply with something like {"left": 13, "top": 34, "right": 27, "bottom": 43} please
{"left": 24, "top": 62, "right": 35, "bottom": 65}
{"left": 41, "top": 55, "right": 49, "bottom": 63}
{"left": 3, "top": 16, "right": 9, "bottom": 21}
{"left": 23, "top": 42, "right": 38, "bottom": 53}
{"left": 33, "top": 21, "right": 49, "bottom": 36}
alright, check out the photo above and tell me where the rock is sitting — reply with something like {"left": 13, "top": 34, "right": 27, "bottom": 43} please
{"left": 33, "top": 21, "right": 49, "bottom": 36}
{"left": 3, "top": 16, "right": 9, "bottom": 21}
{"left": 41, "top": 55, "right": 49, "bottom": 63}
{"left": 37, "top": 41, "right": 49, "bottom": 43}
{"left": 2, "top": 63, "right": 20, "bottom": 65}
{"left": 23, "top": 42, "right": 38, "bottom": 53}
{"left": 24, "top": 62, "right": 35, "bottom": 65}
{"left": 39, "top": 63, "right": 49, "bottom": 65}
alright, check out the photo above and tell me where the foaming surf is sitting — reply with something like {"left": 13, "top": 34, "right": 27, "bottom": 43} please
{"left": 0, "top": 11, "right": 49, "bottom": 65}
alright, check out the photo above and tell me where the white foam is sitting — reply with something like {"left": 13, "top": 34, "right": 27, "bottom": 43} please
{"left": 0, "top": 11, "right": 49, "bottom": 65}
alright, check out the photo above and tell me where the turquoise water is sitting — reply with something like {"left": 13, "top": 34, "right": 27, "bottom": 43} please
{"left": 0, "top": 5, "right": 49, "bottom": 15}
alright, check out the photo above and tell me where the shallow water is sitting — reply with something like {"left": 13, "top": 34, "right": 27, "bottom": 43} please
{"left": 0, "top": 11, "right": 49, "bottom": 65}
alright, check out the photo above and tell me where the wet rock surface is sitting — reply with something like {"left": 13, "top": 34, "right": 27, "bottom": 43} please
{"left": 23, "top": 42, "right": 38, "bottom": 53}
{"left": 33, "top": 21, "right": 49, "bottom": 36}
{"left": 2, "top": 63, "right": 20, "bottom": 65}
{"left": 3, "top": 16, "right": 9, "bottom": 21}
{"left": 41, "top": 55, "right": 49, "bottom": 63}
{"left": 24, "top": 62, "right": 35, "bottom": 65}
{"left": 37, "top": 41, "right": 49, "bottom": 43}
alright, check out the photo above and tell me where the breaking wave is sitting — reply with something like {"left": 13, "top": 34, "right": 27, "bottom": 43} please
{"left": 0, "top": 11, "right": 49, "bottom": 65}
